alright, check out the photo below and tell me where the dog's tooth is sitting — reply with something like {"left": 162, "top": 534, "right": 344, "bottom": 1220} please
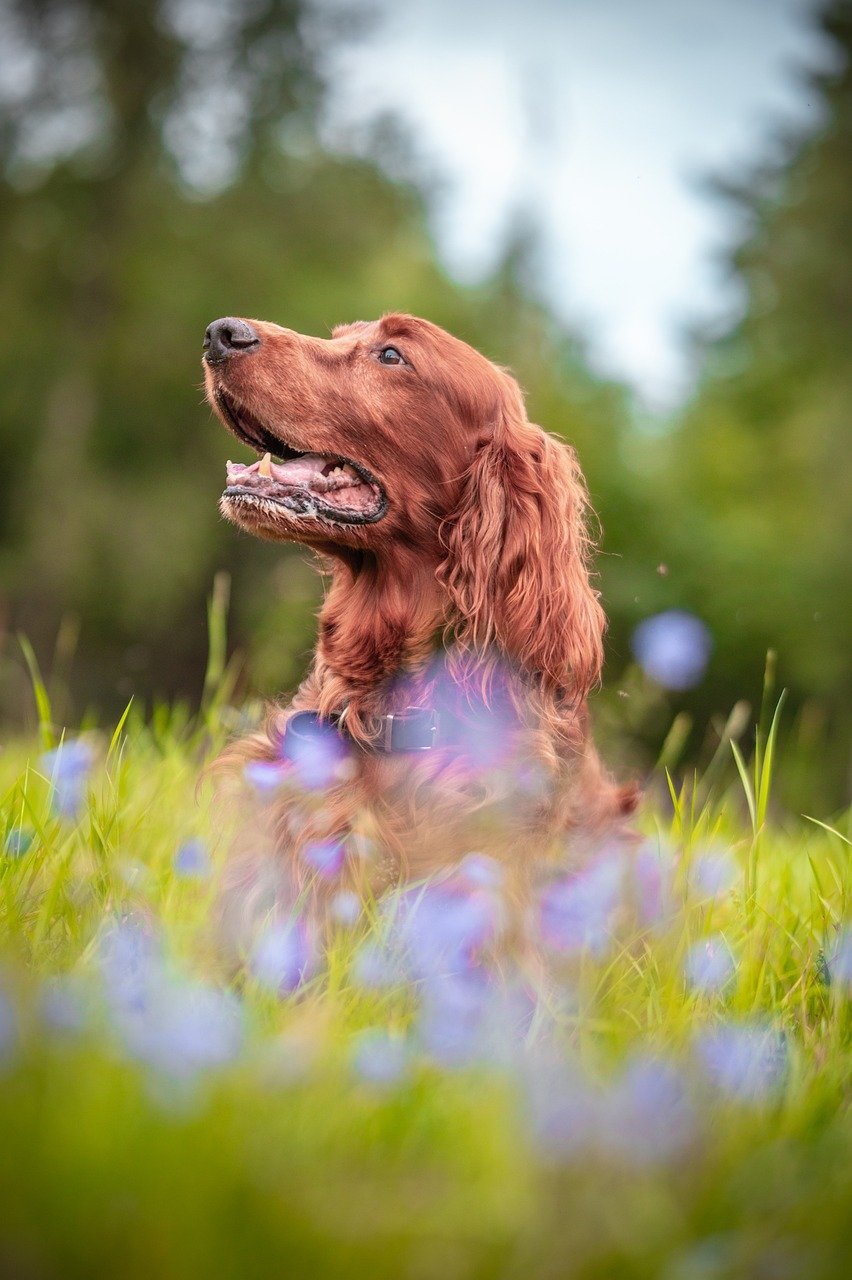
{"left": 259, "top": 452, "right": 273, "bottom": 477}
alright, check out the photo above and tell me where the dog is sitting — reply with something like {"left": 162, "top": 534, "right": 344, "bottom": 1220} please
{"left": 203, "top": 312, "right": 637, "bottom": 915}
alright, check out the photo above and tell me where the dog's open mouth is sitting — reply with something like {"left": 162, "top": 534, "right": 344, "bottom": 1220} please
{"left": 216, "top": 390, "right": 386, "bottom": 525}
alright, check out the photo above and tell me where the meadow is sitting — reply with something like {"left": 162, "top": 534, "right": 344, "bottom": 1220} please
{"left": 0, "top": 646, "right": 849, "bottom": 1280}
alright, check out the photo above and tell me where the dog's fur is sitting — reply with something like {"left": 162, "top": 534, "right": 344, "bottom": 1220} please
{"left": 204, "top": 313, "right": 636, "bottom": 908}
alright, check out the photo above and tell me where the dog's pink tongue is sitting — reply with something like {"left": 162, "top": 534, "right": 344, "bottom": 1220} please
{"left": 226, "top": 455, "right": 327, "bottom": 487}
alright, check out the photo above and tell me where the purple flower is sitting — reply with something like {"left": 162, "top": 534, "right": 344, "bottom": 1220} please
{"left": 281, "top": 720, "right": 352, "bottom": 791}
{"left": 522, "top": 1052, "right": 600, "bottom": 1160}
{"left": 99, "top": 916, "right": 162, "bottom": 1013}
{"left": 603, "top": 1055, "right": 695, "bottom": 1165}
{"left": 116, "top": 979, "right": 244, "bottom": 1082}
{"left": 390, "top": 880, "right": 500, "bottom": 977}
{"left": 538, "top": 855, "right": 624, "bottom": 958}
{"left": 40, "top": 738, "right": 94, "bottom": 819}
{"left": 243, "top": 761, "right": 287, "bottom": 793}
{"left": 456, "top": 853, "right": 504, "bottom": 890}
{"left": 696, "top": 1022, "right": 788, "bottom": 1103}
{"left": 631, "top": 839, "right": 674, "bottom": 925}
{"left": 827, "top": 925, "right": 852, "bottom": 993}
{"left": 352, "top": 941, "right": 399, "bottom": 990}
{"left": 251, "top": 919, "right": 316, "bottom": 995}
{"left": 685, "top": 934, "right": 736, "bottom": 994}
{"left": 330, "top": 891, "right": 361, "bottom": 926}
{"left": 4, "top": 829, "right": 34, "bottom": 858}
{"left": 174, "top": 839, "right": 211, "bottom": 879}
{"left": 417, "top": 966, "right": 497, "bottom": 1068}
{"left": 691, "top": 846, "right": 738, "bottom": 899}
{"left": 41, "top": 976, "right": 89, "bottom": 1037}
{"left": 351, "top": 1029, "right": 409, "bottom": 1087}
{"left": 302, "top": 839, "right": 346, "bottom": 879}
{"left": 0, "top": 988, "right": 18, "bottom": 1065}
{"left": 631, "top": 610, "right": 712, "bottom": 691}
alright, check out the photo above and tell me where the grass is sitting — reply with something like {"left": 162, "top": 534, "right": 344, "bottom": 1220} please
{"left": 0, "top": 666, "right": 849, "bottom": 1280}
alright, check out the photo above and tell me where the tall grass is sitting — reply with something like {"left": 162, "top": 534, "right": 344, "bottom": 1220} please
{"left": 0, "top": 652, "right": 849, "bottom": 1280}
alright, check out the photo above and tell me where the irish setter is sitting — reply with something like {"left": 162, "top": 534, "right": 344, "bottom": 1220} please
{"left": 203, "top": 312, "right": 636, "bottom": 914}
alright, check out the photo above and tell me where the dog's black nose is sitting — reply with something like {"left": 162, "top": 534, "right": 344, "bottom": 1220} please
{"left": 203, "top": 317, "right": 260, "bottom": 363}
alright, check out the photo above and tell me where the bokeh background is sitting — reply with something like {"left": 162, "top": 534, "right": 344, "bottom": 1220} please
{"left": 0, "top": 0, "right": 848, "bottom": 806}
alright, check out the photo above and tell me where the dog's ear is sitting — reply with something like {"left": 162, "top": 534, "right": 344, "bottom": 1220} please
{"left": 438, "top": 372, "right": 605, "bottom": 700}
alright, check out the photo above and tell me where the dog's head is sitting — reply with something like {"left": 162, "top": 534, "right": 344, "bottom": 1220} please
{"left": 203, "top": 312, "right": 605, "bottom": 697}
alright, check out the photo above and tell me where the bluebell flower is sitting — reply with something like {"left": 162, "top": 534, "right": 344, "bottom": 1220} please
{"left": 631, "top": 839, "right": 673, "bottom": 925}
{"left": 685, "top": 934, "right": 736, "bottom": 994}
{"left": 281, "top": 720, "right": 352, "bottom": 791}
{"left": 351, "top": 1028, "right": 409, "bottom": 1087}
{"left": 390, "top": 879, "right": 500, "bottom": 978}
{"left": 631, "top": 610, "right": 712, "bottom": 690}
{"left": 302, "top": 838, "right": 346, "bottom": 879}
{"left": 243, "top": 761, "right": 287, "bottom": 793}
{"left": 538, "top": 855, "right": 624, "bottom": 958}
{"left": 417, "top": 966, "right": 497, "bottom": 1068}
{"left": 174, "top": 838, "right": 211, "bottom": 880}
{"left": 827, "top": 925, "right": 852, "bottom": 993}
{"left": 251, "top": 918, "right": 316, "bottom": 995}
{"left": 330, "top": 890, "right": 361, "bottom": 926}
{"left": 456, "top": 852, "right": 504, "bottom": 890}
{"left": 691, "top": 846, "right": 738, "bottom": 899}
{"left": 351, "top": 940, "right": 399, "bottom": 990}
{"left": 4, "top": 829, "right": 34, "bottom": 858}
{"left": 99, "top": 915, "right": 162, "bottom": 1014}
{"left": 0, "top": 988, "right": 18, "bottom": 1066}
{"left": 603, "top": 1054, "right": 695, "bottom": 1165}
{"left": 115, "top": 979, "right": 244, "bottom": 1082}
{"left": 41, "top": 976, "right": 89, "bottom": 1037}
{"left": 696, "top": 1021, "right": 788, "bottom": 1103}
{"left": 40, "top": 738, "right": 95, "bottom": 820}
{"left": 522, "top": 1051, "right": 600, "bottom": 1160}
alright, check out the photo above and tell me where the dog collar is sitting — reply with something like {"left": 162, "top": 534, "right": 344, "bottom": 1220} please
{"left": 282, "top": 706, "right": 444, "bottom": 757}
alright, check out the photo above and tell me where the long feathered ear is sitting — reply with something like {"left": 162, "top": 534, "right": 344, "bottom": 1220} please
{"left": 437, "top": 373, "right": 606, "bottom": 701}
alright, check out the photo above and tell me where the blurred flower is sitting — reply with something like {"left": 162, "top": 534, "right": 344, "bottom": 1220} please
{"left": 41, "top": 975, "right": 89, "bottom": 1037}
{"left": 99, "top": 916, "right": 244, "bottom": 1082}
{"left": 631, "top": 839, "right": 674, "bottom": 925}
{"left": 351, "top": 1028, "right": 409, "bottom": 1087}
{"left": 695, "top": 1021, "right": 788, "bottom": 1103}
{"left": 417, "top": 967, "right": 496, "bottom": 1068}
{"left": 685, "top": 934, "right": 736, "bottom": 994}
{"left": 302, "top": 838, "right": 346, "bottom": 879}
{"left": 99, "top": 915, "right": 161, "bottom": 1013}
{"left": 351, "top": 941, "right": 399, "bottom": 990}
{"left": 174, "top": 838, "right": 211, "bottom": 880}
{"left": 827, "top": 925, "right": 852, "bottom": 993}
{"left": 4, "top": 829, "right": 34, "bottom": 858}
{"left": 390, "top": 879, "right": 501, "bottom": 978}
{"left": 456, "top": 852, "right": 504, "bottom": 890}
{"left": 117, "top": 978, "right": 244, "bottom": 1082}
{"left": 539, "top": 855, "right": 624, "bottom": 958}
{"left": 251, "top": 918, "right": 316, "bottom": 995}
{"left": 40, "top": 738, "right": 95, "bottom": 819}
{"left": 631, "top": 610, "right": 712, "bottom": 691}
{"left": 243, "top": 761, "right": 287, "bottom": 793}
{"left": 330, "top": 890, "right": 361, "bottom": 926}
{"left": 281, "top": 720, "right": 352, "bottom": 791}
{"left": 603, "top": 1054, "right": 695, "bottom": 1165}
{"left": 691, "top": 846, "right": 738, "bottom": 899}
{"left": 522, "top": 1051, "right": 600, "bottom": 1160}
{"left": 0, "top": 987, "right": 18, "bottom": 1065}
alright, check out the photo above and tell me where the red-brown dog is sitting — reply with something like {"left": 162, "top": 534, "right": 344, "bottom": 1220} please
{"left": 203, "top": 313, "right": 636, "bottom": 909}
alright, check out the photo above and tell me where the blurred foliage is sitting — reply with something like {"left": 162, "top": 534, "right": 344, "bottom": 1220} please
{"left": 0, "top": 0, "right": 848, "bottom": 806}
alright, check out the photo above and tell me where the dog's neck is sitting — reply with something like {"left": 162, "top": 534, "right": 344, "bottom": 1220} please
{"left": 311, "top": 547, "right": 446, "bottom": 719}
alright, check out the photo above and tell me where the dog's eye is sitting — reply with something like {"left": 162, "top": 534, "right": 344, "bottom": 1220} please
{"left": 378, "top": 346, "right": 405, "bottom": 366}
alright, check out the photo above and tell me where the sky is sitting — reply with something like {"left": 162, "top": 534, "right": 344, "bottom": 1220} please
{"left": 318, "top": 0, "right": 834, "bottom": 405}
